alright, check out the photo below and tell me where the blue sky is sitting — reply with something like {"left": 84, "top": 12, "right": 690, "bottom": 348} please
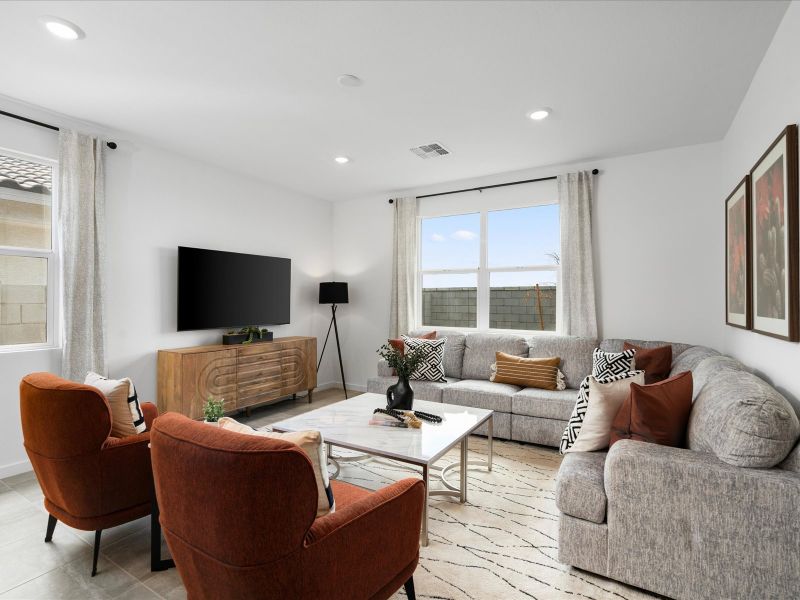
{"left": 420, "top": 205, "right": 559, "bottom": 287}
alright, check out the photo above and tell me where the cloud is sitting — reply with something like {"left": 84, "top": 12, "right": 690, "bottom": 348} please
{"left": 451, "top": 229, "right": 477, "bottom": 241}
{"left": 430, "top": 233, "right": 446, "bottom": 242}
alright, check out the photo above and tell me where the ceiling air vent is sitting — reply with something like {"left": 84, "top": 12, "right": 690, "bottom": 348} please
{"left": 410, "top": 142, "right": 451, "bottom": 159}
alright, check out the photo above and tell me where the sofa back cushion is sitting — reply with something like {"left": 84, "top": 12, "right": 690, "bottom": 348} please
{"left": 668, "top": 345, "right": 720, "bottom": 377}
{"left": 461, "top": 333, "right": 528, "bottom": 380}
{"left": 529, "top": 335, "right": 596, "bottom": 389}
{"left": 409, "top": 328, "right": 466, "bottom": 379}
{"left": 688, "top": 361, "right": 800, "bottom": 468}
{"left": 600, "top": 339, "right": 692, "bottom": 367}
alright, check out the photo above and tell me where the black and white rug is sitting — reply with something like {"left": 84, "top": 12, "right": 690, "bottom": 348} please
{"left": 332, "top": 438, "right": 656, "bottom": 600}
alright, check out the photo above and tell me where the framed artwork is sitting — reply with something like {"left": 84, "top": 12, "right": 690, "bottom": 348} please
{"left": 750, "top": 124, "right": 799, "bottom": 341}
{"left": 725, "top": 176, "right": 751, "bottom": 329}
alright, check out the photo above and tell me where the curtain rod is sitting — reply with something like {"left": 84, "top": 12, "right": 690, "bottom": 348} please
{"left": 388, "top": 168, "right": 599, "bottom": 203}
{"left": 0, "top": 109, "right": 118, "bottom": 150}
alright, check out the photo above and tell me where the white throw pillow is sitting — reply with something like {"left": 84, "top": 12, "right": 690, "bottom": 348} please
{"left": 566, "top": 371, "right": 645, "bottom": 453}
{"left": 85, "top": 372, "right": 145, "bottom": 437}
{"left": 218, "top": 417, "right": 335, "bottom": 517}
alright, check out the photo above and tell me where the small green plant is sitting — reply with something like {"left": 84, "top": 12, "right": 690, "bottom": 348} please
{"left": 377, "top": 344, "right": 427, "bottom": 379}
{"left": 203, "top": 396, "right": 225, "bottom": 422}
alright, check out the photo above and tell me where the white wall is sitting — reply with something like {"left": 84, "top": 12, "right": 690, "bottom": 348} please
{"left": 719, "top": 1, "right": 800, "bottom": 404}
{"left": 0, "top": 97, "right": 337, "bottom": 476}
{"left": 334, "top": 141, "right": 725, "bottom": 389}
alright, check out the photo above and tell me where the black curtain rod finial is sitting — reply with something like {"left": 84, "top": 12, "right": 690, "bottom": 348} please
{"left": 388, "top": 198, "right": 394, "bottom": 204}
{"left": 106, "top": 141, "right": 117, "bottom": 150}
{"left": 592, "top": 168, "right": 599, "bottom": 175}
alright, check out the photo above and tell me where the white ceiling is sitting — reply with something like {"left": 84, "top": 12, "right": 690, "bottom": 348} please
{"left": 0, "top": 1, "right": 789, "bottom": 201}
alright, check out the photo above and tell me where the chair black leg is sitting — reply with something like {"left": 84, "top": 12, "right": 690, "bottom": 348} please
{"left": 44, "top": 514, "right": 57, "bottom": 542}
{"left": 91, "top": 530, "right": 102, "bottom": 577}
{"left": 403, "top": 576, "right": 416, "bottom": 600}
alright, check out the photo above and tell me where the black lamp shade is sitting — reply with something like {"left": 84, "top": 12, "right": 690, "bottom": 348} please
{"left": 319, "top": 282, "right": 349, "bottom": 304}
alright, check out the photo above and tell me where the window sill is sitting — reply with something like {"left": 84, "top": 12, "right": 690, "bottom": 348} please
{"left": 0, "top": 343, "right": 61, "bottom": 355}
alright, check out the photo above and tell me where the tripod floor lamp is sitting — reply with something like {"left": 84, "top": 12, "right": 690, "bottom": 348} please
{"left": 318, "top": 282, "right": 349, "bottom": 399}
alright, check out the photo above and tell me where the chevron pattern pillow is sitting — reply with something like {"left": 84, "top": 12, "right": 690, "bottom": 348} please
{"left": 402, "top": 335, "right": 447, "bottom": 382}
{"left": 560, "top": 348, "right": 638, "bottom": 454}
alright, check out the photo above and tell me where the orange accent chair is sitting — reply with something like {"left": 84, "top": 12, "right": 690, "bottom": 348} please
{"left": 20, "top": 372, "right": 158, "bottom": 576}
{"left": 150, "top": 412, "right": 425, "bottom": 600}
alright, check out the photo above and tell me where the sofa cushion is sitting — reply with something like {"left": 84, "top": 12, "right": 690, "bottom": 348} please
{"left": 688, "top": 367, "right": 800, "bottom": 468}
{"left": 366, "top": 376, "right": 460, "bottom": 403}
{"left": 690, "top": 355, "right": 748, "bottom": 400}
{"left": 623, "top": 342, "right": 672, "bottom": 384}
{"left": 555, "top": 451, "right": 607, "bottom": 524}
{"left": 409, "top": 328, "right": 466, "bottom": 379}
{"left": 490, "top": 352, "right": 561, "bottom": 389}
{"left": 601, "top": 338, "right": 691, "bottom": 367}
{"left": 611, "top": 370, "right": 693, "bottom": 448}
{"left": 402, "top": 335, "right": 446, "bottom": 382}
{"left": 528, "top": 335, "right": 596, "bottom": 389}
{"left": 512, "top": 388, "right": 577, "bottom": 421}
{"left": 388, "top": 330, "right": 435, "bottom": 354}
{"left": 669, "top": 345, "right": 720, "bottom": 377}
{"left": 461, "top": 334, "right": 528, "bottom": 381}
{"left": 442, "top": 379, "right": 520, "bottom": 413}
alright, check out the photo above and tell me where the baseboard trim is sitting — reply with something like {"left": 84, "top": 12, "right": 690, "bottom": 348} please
{"left": 0, "top": 458, "right": 32, "bottom": 480}
{"left": 314, "top": 381, "right": 368, "bottom": 393}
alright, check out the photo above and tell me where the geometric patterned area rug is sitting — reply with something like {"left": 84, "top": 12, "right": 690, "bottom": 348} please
{"left": 333, "top": 438, "right": 657, "bottom": 600}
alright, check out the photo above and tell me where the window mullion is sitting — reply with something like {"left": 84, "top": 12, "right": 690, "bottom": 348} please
{"left": 477, "top": 211, "right": 489, "bottom": 330}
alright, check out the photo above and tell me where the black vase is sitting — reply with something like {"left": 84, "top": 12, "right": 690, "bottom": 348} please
{"left": 386, "top": 375, "right": 414, "bottom": 411}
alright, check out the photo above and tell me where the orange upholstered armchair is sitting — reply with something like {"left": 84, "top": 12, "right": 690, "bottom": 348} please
{"left": 20, "top": 372, "right": 158, "bottom": 577}
{"left": 151, "top": 413, "right": 425, "bottom": 600}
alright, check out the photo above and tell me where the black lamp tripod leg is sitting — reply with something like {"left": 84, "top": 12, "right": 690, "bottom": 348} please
{"left": 331, "top": 305, "right": 347, "bottom": 399}
{"left": 317, "top": 311, "right": 335, "bottom": 372}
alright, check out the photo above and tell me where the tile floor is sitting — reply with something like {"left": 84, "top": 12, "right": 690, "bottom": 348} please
{"left": 0, "top": 387, "right": 349, "bottom": 599}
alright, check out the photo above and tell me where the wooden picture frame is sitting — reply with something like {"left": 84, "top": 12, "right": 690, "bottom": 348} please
{"left": 725, "top": 176, "right": 751, "bottom": 329}
{"left": 750, "top": 124, "right": 799, "bottom": 341}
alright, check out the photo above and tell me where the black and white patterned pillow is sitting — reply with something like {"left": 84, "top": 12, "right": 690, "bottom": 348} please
{"left": 402, "top": 335, "right": 447, "bottom": 382}
{"left": 559, "top": 348, "right": 638, "bottom": 454}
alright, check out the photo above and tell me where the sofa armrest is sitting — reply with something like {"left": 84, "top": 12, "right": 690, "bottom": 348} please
{"left": 100, "top": 432, "right": 154, "bottom": 513}
{"left": 302, "top": 478, "right": 424, "bottom": 597}
{"left": 141, "top": 402, "right": 158, "bottom": 431}
{"left": 604, "top": 440, "right": 800, "bottom": 598}
{"left": 377, "top": 359, "right": 393, "bottom": 378}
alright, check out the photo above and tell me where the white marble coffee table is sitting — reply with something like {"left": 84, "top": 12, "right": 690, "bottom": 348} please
{"left": 271, "top": 392, "right": 494, "bottom": 545}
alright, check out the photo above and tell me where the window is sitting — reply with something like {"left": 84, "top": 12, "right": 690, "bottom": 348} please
{"left": 419, "top": 204, "right": 559, "bottom": 332}
{"left": 0, "top": 149, "right": 58, "bottom": 349}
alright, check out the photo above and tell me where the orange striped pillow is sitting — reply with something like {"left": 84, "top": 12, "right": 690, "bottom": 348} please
{"left": 490, "top": 352, "right": 561, "bottom": 390}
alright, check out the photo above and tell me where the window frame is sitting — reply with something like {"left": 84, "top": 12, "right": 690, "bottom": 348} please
{"left": 417, "top": 203, "right": 560, "bottom": 334}
{"left": 0, "top": 146, "right": 60, "bottom": 353}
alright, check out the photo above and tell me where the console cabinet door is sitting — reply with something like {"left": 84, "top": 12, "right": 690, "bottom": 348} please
{"left": 280, "top": 339, "right": 316, "bottom": 395}
{"left": 183, "top": 349, "right": 237, "bottom": 419}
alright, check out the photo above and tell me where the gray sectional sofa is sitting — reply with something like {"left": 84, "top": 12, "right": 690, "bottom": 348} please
{"left": 556, "top": 342, "right": 800, "bottom": 600}
{"left": 369, "top": 331, "right": 800, "bottom": 598}
{"left": 367, "top": 329, "right": 688, "bottom": 448}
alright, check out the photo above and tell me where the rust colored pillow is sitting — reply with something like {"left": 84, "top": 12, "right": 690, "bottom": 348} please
{"left": 389, "top": 330, "right": 436, "bottom": 355}
{"left": 623, "top": 342, "right": 672, "bottom": 384}
{"left": 610, "top": 370, "right": 693, "bottom": 448}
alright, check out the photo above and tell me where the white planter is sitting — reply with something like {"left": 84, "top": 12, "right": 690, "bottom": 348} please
{"left": 203, "top": 420, "right": 220, "bottom": 427}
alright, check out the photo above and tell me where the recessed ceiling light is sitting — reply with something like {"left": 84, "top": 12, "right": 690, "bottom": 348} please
{"left": 337, "top": 74, "right": 363, "bottom": 87}
{"left": 528, "top": 108, "right": 551, "bottom": 121}
{"left": 334, "top": 156, "right": 350, "bottom": 164}
{"left": 40, "top": 16, "right": 85, "bottom": 40}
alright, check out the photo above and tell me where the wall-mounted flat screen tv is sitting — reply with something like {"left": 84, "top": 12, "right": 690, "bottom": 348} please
{"left": 177, "top": 246, "right": 290, "bottom": 331}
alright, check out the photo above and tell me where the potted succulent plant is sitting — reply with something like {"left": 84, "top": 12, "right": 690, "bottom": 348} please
{"left": 223, "top": 326, "right": 273, "bottom": 345}
{"left": 203, "top": 396, "right": 225, "bottom": 425}
{"left": 377, "top": 343, "right": 426, "bottom": 411}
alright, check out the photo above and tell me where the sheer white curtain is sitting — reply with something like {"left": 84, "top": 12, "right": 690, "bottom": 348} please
{"left": 59, "top": 130, "right": 107, "bottom": 380}
{"left": 558, "top": 171, "right": 597, "bottom": 338}
{"left": 389, "top": 196, "right": 418, "bottom": 337}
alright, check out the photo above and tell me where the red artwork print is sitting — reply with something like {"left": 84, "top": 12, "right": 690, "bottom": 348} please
{"left": 727, "top": 195, "right": 746, "bottom": 314}
{"left": 755, "top": 155, "right": 786, "bottom": 319}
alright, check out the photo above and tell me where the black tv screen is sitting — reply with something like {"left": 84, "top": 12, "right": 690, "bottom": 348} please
{"left": 177, "top": 246, "right": 290, "bottom": 331}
